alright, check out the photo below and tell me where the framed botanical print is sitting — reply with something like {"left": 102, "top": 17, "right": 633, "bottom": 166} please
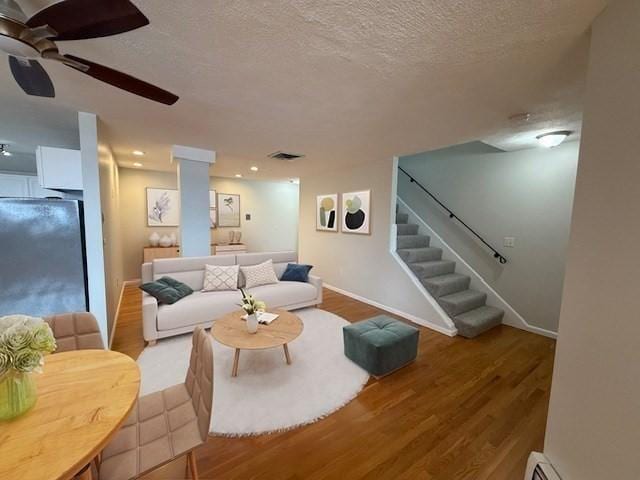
{"left": 147, "top": 188, "right": 180, "bottom": 226}
{"left": 217, "top": 193, "right": 241, "bottom": 227}
{"left": 209, "top": 190, "right": 217, "bottom": 228}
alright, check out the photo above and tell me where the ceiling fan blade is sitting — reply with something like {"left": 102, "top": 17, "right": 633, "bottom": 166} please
{"left": 63, "top": 54, "right": 178, "bottom": 105}
{"left": 8, "top": 55, "right": 55, "bottom": 97}
{"left": 26, "top": 0, "right": 149, "bottom": 41}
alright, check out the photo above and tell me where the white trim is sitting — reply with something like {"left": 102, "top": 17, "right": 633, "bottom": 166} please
{"left": 397, "top": 197, "right": 557, "bottom": 339}
{"left": 324, "top": 283, "right": 457, "bottom": 337}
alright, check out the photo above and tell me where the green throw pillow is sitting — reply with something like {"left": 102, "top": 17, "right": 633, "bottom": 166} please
{"left": 140, "top": 276, "right": 193, "bottom": 304}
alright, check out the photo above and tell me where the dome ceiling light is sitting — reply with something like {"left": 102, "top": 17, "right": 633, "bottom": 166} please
{"left": 536, "top": 130, "right": 572, "bottom": 148}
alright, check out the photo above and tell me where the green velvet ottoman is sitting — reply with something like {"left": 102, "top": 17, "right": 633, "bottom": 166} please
{"left": 343, "top": 316, "right": 419, "bottom": 377}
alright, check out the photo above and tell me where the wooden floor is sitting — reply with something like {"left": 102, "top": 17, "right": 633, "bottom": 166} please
{"left": 113, "top": 286, "right": 555, "bottom": 480}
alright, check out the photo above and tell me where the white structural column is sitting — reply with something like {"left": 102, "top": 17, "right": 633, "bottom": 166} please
{"left": 173, "top": 145, "right": 215, "bottom": 257}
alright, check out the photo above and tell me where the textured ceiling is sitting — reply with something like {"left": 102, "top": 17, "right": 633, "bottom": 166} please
{"left": 0, "top": 0, "right": 608, "bottom": 178}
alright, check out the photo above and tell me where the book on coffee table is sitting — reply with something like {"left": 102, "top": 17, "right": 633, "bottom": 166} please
{"left": 241, "top": 312, "right": 279, "bottom": 324}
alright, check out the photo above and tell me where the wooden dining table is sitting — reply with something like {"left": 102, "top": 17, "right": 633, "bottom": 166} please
{"left": 0, "top": 349, "right": 140, "bottom": 480}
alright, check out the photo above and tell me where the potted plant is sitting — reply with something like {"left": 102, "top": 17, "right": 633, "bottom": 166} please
{"left": 239, "top": 289, "right": 266, "bottom": 334}
{"left": 0, "top": 315, "right": 56, "bottom": 421}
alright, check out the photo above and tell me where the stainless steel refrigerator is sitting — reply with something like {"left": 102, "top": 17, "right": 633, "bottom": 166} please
{"left": 0, "top": 198, "right": 88, "bottom": 317}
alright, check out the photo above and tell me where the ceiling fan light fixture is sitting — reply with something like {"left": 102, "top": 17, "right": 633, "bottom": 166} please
{"left": 536, "top": 130, "right": 572, "bottom": 148}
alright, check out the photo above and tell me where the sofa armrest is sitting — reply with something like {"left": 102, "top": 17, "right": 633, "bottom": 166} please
{"left": 142, "top": 293, "right": 159, "bottom": 342}
{"left": 307, "top": 275, "right": 323, "bottom": 305}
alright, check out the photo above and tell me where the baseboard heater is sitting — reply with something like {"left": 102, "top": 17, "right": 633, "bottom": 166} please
{"left": 525, "top": 453, "right": 562, "bottom": 480}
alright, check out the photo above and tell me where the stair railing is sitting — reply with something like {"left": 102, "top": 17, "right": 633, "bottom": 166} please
{"left": 398, "top": 166, "right": 508, "bottom": 264}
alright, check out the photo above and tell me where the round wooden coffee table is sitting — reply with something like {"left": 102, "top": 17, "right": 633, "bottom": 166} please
{"left": 211, "top": 309, "right": 303, "bottom": 377}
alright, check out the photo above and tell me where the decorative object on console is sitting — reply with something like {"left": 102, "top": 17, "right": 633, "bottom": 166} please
{"left": 202, "top": 264, "right": 240, "bottom": 292}
{"left": 169, "top": 232, "right": 177, "bottom": 246}
{"left": 342, "top": 190, "right": 370, "bottom": 234}
{"left": 239, "top": 288, "right": 267, "bottom": 334}
{"left": 240, "top": 259, "right": 279, "bottom": 289}
{"left": 140, "top": 276, "right": 193, "bottom": 305}
{"left": 217, "top": 193, "right": 241, "bottom": 227}
{"left": 159, "top": 234, "right": 172, "bottom": 247}
{"left": 209, "top": 190, "right": 217, "bottom": 228}
{"left": 233, "top": 231, "right": 242, "bottom": 244}
{"left": 228, "top": 231, "right": 235, "bottom": 244}
{"left": 316, "top": 194, "right": 338, "bottom": 232}
{"left": 147, "top": 188, "right": 180, "bottom": 226}
{"left": 281, "top": 263, "right": 313, "bottom": 283}
{"left": 0, "top": 315, "right": 56, "bottom": 420}
{"left": 149, "top": 232, "right": 160, "bottom": 247}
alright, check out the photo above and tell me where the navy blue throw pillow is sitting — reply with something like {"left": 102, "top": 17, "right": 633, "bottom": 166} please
{"left": 281, "top": 263, "right": 313, "bottom": 283}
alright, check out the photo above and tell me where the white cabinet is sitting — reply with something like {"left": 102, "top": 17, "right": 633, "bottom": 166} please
{"left": 36, "top": 146, "right": 82, "bottom": 190}
{"left": 0, "top": 173, "right": 30, "bottom": 197}
{"left": 0, "top": 174, "right": 64, "bottom": 198}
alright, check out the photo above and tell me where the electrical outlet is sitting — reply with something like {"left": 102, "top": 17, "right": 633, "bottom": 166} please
{"left": 504, "top": 237, "right": 516, "bottom": 248}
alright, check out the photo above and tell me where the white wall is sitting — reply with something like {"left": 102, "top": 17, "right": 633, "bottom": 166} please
{"left": 78, "top": 112, "right": 108, "bottom": 346}
{"left": 399, "top": 141, "right": 579, "bottom": 332}
{"left": 543, "top": 1, "right": 640, "bottom": 478}
{"left": 298, "top": 157, "right": 453, "bottom": 333}
{"left": 96, "top": 123, "right": 123, "bottom": 343}
{"left": 118, "top": 168, "right": 299, "bottom": 280}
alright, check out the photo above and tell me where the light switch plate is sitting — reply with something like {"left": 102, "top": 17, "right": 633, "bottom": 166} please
{"left": 504, "top": 237, "right": 516, "bottom": 248}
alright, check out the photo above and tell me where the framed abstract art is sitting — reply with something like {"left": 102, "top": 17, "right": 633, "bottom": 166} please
{"left": 342, "top": 190, "right": 370, "bottom": 235}
{"left": 316, "top": 194, "right": 338, "bottom": 232}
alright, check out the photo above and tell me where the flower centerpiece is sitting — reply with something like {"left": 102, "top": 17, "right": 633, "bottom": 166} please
{"left": 0, "top": 315, "right": 56, "bottom": 420}
{"left": 239, "top": 289, "right": 266, "bottom": 334}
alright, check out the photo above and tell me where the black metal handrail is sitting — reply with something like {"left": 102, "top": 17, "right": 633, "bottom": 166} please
{"left": 398, "top": 166, "right": 508, "bottom": 264}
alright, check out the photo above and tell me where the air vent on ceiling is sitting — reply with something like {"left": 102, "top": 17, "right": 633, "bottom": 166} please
{"left": 268, "top": 151, "right": 304, "bottom": 161}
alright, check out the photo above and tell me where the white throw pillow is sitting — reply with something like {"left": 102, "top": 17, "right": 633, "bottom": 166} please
{"left": 202, "top": 264, "right": 240, "bottom": 292}
{"left": 241, "top": 260, "right": 279, "bottom": 289}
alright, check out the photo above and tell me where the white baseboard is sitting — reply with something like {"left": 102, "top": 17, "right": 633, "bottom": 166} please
{"left": 324, "top": 283, "right": 457, "bottom": 337}
{"left": 397, "top": 198, "right": 558, "bottom": 340}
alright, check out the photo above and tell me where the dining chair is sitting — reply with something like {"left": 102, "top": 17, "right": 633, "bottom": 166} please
{"left": 44, "top": 312, "right": 104, "bottom": 352}
{"left": 98, "top": 326, "right": 214, "bottom": 480}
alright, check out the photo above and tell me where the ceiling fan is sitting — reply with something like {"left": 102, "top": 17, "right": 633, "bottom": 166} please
{"left": 0, "top": 0, "right": 178, "bottom": 105}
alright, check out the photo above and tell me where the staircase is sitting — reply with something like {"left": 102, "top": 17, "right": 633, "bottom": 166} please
{"left": 396, "top": 210, "right": 504, "bottom": 338}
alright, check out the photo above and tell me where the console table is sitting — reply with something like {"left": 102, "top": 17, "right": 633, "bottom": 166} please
{"left": 143, "top": 243, "right": 247, "bottom": 262}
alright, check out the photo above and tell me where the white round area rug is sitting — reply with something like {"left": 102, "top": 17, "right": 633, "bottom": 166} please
{"left": 136, "top": 308, "right": 369, "bottom": 437}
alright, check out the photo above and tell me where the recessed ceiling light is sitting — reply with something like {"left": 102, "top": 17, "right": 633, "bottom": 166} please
{"left": 536, "top": 131, "right": 572, "bottom": 148}
{"left": 250, "top": 166, "right": 259, "bottom": 172}
{"left": 132, "top": 150, "right": 145, "bottom": 156}
{"left": 133, "top": 162, "right": 143, "bottom": 167}
{"left": 235, "top": 174, "right": 243, "bottom": 178}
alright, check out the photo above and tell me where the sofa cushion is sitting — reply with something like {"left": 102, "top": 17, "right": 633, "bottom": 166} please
{"left": 281, "top": 263, "right": 313, "bottom": 282}
{"left": 247, "top": 281, "right": 318, "bottom": 308}
{"left": 240, "top": 260, "right": 279, "bottom": 288}
{"left": 202, "top": 264, "right": 239, "bottom": 291}
{"left": 157, "top": 290, "right": 242, "bottom": 331}
{"left": 153, "top": 255, "right": 236, "bottom": 291}
{"left": 141, "top": 277, "right": 193, "bottom": 305}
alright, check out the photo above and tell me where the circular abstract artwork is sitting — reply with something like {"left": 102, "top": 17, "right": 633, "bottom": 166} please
{"left": 342, "top": 190, "right": 370, "bottom": 234}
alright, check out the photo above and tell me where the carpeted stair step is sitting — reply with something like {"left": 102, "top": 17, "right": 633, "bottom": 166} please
{"left": 410, "top": 259, "right": 456, "bottom": 278}
{"left": 397, "top": 247, "right": 443, "bottom": 263}
{"left": 396, "top": 223, "right": 419, "bottom": 235}
{"left": 422, "top": 273, "right": 471, "bottom": 298}
{"left": 438, "top": 289, "right": 487, "bottom": 317}
{"left": 396, "top": 212, "right": 409, "bottom": 224}
{"left": 397, "top": 234, "right": 430, "bottom": 249}
{"left": 454, "top": 306, "right": 504, "bottom": 338}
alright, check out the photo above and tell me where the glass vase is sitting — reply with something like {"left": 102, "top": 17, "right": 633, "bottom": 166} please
{"left": 0, "top": 370, "right": 37, "bottom": 421}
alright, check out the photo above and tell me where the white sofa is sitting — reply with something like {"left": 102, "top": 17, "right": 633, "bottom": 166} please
{"left": 141, "top": 251, "right": 322, "bottom": 343}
